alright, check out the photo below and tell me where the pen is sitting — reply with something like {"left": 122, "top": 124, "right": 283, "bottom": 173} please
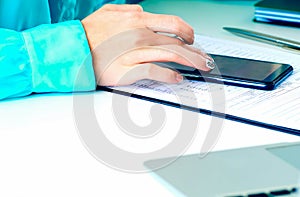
{"left": 223, "top": 27, "right": 300, "bottom": 51}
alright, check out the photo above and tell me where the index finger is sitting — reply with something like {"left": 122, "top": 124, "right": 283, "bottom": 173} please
{"left": 141, "top": 12, "right": 195, "bottom": 45}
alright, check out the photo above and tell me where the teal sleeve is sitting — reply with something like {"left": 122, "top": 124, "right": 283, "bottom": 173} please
{"left": 0, "top": 20, "right": 96, "bottom": 100}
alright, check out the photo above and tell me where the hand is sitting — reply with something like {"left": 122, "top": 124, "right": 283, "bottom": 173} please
{"left": 81, "top": 4, "right": 214, "bottom": 86}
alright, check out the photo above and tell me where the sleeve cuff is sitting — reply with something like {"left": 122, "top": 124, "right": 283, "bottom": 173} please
{"left": 22, "top": 20, "right": 96, "bottom": 93}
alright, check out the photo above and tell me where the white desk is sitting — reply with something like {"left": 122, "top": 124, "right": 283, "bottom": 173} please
{"left": 1, "top": 1, "right": 300, "bottom": 197}
{"left": 140, "top": 0, "right": 300, "bottom": 46}
{"left": 0, "top": 92, "right": 299, "bottom": 197}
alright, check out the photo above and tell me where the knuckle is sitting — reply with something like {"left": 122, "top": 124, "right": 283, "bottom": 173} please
{"left": 133, "top": 29, "right": 154, "bottom": 46}
{"left": 102, "top": 4, "right": 114, "bottom": 9}
{"left": 133, "top": 37, "right": 145, "bottom": 47}
{"left": 171, "top": 16, "right": 182, "bottom": 29}
{"left": 125, "top": 11, "right": 141, "bottom": 19}
{"left": 191, "top": 28, "right": 194, "bottom": 35}
{"left": 133, "top": 4, "right": 143, "bottom": 11}
{"left": 144, "top": 63, "right": 155, "bottom": 77}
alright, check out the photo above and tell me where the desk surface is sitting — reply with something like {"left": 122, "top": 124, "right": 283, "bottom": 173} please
{"left": 141, "top": 0, "right": 300, "bottom": 44}
{"left": 1, "top": 1, "right": 300, "bottom": 197}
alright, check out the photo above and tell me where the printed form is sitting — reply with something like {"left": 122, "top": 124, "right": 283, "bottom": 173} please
{"left": 110, "top": 35, "right": 300, "bottom": 132}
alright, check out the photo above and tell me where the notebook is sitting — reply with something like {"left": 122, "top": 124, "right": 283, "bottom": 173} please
{"left": 254, "top": 0, "right": 300, "bottom": 27}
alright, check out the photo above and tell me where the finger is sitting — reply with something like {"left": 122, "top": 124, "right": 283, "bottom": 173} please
{"left": 101, "top": 4, "right": 143, "bottom": 12}
{"left": 154, "top": 32, "right": 207, "bottom": 56}
{"left": 149, "top": 31, "right": 186, "bottom": 46}
{"left": 99, "top": 28, "right": 211, "bottom": 62}
{"left": 91, "top": 28, "right": 185, "bottom": 54}
{"left": 141, "top": 13, "right": 194, "bottom": 45}
{"left": 119, "top": 45, "right": 212, "bottom": 71}
{"left": 97, "top": 44, "right": 213, "bottom": 86}
{"left": 156, "top": 45, "right": 216, "bottom": 70}
{"left": 130, "top": 63, "right": 183, "bottom": 84}
{"left": 107, "top": 28, "right": 186, "bottom": 47}
{"left": 91, "top": 29, "right": 186, "bottom": 70}
{"left": 101, "top": 63, "right": 183, "bottom": 86}
{"left": 181, "top": 44, "right": 214, "bottom": 62}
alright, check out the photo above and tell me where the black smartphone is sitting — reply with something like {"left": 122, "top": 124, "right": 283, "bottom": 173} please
{"left": 156, "top": 54, "right": 293, "bottom": 90}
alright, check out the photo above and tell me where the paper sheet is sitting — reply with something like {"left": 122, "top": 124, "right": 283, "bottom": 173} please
{"left": 110, "top": 35, "right": 300, "bottom": 131}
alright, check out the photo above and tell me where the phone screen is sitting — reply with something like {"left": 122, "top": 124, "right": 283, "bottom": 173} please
{"left": 209, "top": 55, "right": 281, "bottom": 81}
{"left": 155, "top": 54, "right": 293, "bottom": 90}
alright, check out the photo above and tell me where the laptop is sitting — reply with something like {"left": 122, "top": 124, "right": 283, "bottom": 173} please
{"left": 144, "top": 142, "right": 300, "bottom": 197}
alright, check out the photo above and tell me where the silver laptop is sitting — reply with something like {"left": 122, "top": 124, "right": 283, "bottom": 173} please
{"left": 144, "top": 142, "right": 300, "bottom": 197}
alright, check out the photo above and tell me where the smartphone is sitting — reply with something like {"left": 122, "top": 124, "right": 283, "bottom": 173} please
{"left": 156, "top": 54, "right": 293, "bottom": 90}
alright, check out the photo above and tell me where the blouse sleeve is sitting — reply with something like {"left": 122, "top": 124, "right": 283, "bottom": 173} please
{"left": 0, "top": 20, "right": 96, "bottom": 100}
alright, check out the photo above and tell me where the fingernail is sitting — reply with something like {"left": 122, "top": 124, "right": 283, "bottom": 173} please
{"left": 206, "top": 59, "right": 216, "bottom": 69}
{"left": 176, "top": 73, "right": 183, "bottom": 82}
{"left": 205, "top": 54, "right": 214, "bottom": 61}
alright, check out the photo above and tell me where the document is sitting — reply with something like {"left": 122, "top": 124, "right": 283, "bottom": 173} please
{"left": 108, "top": 35, "right": 300, "bottom": 133}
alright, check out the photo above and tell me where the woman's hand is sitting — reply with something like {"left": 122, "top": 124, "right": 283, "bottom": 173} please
{"left": 81, "top": 4, "right": 214, "bottom": 86}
